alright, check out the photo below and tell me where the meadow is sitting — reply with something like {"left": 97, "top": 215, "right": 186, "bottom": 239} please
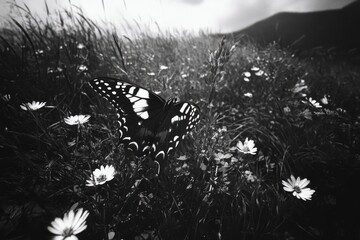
{"left": 1, "top": 5, "right": 360, "bottom": 240}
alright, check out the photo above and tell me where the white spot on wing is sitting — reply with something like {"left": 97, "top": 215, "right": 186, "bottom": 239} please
{"left": 133, "top": 99, "right": 148, "bottom": 109}
{"left": 180, "top": 103, "right": 188, "bottom": 113}
{"left": 167, "top": 147, "right": 173, "bottom": 154}
{"left": 129, "top": 141, "right": 139, "bottom": 151}
{"left": 129, "top": 97, "right": 140, "bottom": 103}
{"left": 139, "top": 111, "right": 149, "bottom": 120}
{"left": 137, "top": 89, "right": 150, "bottom": 98}
{"left": 128, "top": 86, "right": 136, "bottom": 95}
{"left": 155, "top": 151, "right": 165, "bottom": 159}
{"left": 143, "top": 146, "right": 150, "bottom": 152}
{"left": 171, "top": 115, "right": 180, "bottom": 124}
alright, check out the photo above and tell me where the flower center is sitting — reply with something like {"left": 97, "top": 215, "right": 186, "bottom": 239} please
{"left": 96, "top": 174, "right": 107, "bottom": 183}
{"left": 293, "top": 186, "right": 301, "bottom": 193}
{"left": 243, "top": 146, "right": 250, "bottom": 152}
{"left": 63, "top": 227, "right": 74, "bottom": 237}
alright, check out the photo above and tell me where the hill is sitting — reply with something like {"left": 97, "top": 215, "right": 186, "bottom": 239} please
{"left": 226, "top": 1, "right": 360, "bottom": 54}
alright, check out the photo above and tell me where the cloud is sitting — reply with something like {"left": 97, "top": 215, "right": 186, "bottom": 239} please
{"left": 176, "top": 0, "right": 204, "bottom": 5}
{"left": 1, "top": 0, "right": 355, "bottom": 34}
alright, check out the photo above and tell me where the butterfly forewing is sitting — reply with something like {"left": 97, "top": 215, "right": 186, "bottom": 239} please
{"left": 89, "top": 77, "right": 200, "bottom": 160}
{"left": 89, "top": 77, "right": 165, "bottom": 116}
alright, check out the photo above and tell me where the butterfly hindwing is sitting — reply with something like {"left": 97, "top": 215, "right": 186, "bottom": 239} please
{"left": 152, "top": 102, "right": 200, "bottom": 161}
{"left": 89, "top": 77, "right": 200, "bottom": 160}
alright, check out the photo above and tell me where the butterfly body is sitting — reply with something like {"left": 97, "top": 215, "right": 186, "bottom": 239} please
{"left": 89, "top": 77, "right": 200, "bottom": 161}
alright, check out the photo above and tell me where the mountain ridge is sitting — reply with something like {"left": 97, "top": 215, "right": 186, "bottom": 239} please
{"left": 224, "top": 1, "right": 360, "bottom": 54}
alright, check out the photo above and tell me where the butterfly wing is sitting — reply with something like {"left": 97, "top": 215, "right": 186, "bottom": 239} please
{"left": 151, "top": 101, "right": 200, "bottom": 161}
{"left": 89, "top": 77, "right": 166, "bottom": 157}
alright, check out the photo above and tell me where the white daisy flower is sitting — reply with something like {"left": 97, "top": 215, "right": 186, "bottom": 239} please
{"left": 244, "top": 92, "right": 253, "bottom": 98}
{"left": 292, "top": 80, "right": 308, "bottom": 94}
{"left": 244, "top": 170, "right": 257, "bottom": 182}
{"left": 64, "top": 115, "right": 90, "bottom": 125}
{"left": 321, "top": 95, "right": 329, "bottom": 105}
{"left": 308, "top": 97, "right": 322, "bottom": 108}
{"left": 77, "top": 43, "right": 85, "bottom": 49}
{"left": 236, "top": 138, "right": 257, "bottom": 155}
{"left": 86, "top": 165, "right": 116, "bottom": 186}
{"left": 255, "top": 70, "right": 264, "bottom": 76}
{"left": 243, "top": 72, "right": 251, "bottom": 77}
{"left": 77, "top": 65, "right": 88, "bottom": 72}
{"left": 282, "top": 175, "right": 315, "bottom": 201}
{"left": 48, "top": 208, "right": 89, "bottom": 240}
{"left": 20, "top": 101, "right": 46, "bottom": 111}
{"left": 1, "top": 94, "right": 11, "bottom": 102}
{"left": 283, "top": 106, "right": 291, "bottom": 113}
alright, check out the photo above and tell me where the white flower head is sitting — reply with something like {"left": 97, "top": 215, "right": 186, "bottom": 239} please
{"left": 283, "top": 106, "right": 291, "bottom": 113}
{"left": 86, "top": 165, "right": 116, "bottom": 186}
{"left": 1, "top": 94, "right": 11, "bottom": 102}
{"left": 159, "top": 65, "right": 168, "bottom": 70}
{"left": 255, "top": 70, "right": 264, "bottom": 76}
{"left": 236, "top": 137, "right": 257, "bottom": 155}
{"left": 77, "top": 43, "right": 85, "bottom": 49}
{"left": 77, "top": 65, "right": 88, "bottom": 72}
{"left": 308, "top": 97, "right": 322, "bottom": 108}
{"left": 64, "top": 115, "right": 90, "bottom": 125}
{"left": 321, "top": 95, "right": 329, "bottom": 105}
{"left": 243, "top": 72, "right": 251, "bottom": 77}
{"left": 282, "top": 175, "right": 315, "bottom": 201}
{"left": 48, "top": 208, "right": 89, "bottom": 240}
{"left": 292, "top": 80, "right": 308, "bottom": 94}
{"left": 244, "top": 170, "right": 256, "bottom": 182}
{"left": 20, "top": 101, "right": 46, "bottom": 111}
{"left": 244, "top": 92, "right": 253, "bottom": 98}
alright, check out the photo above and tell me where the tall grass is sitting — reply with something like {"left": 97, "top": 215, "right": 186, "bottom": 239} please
{"left": 1, "top": 3, "right": 360, "bottom": 240}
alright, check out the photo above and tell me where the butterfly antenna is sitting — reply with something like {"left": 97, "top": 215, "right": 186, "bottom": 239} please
{"left": 112, "top": 34, "right": 127, "bottom": 73}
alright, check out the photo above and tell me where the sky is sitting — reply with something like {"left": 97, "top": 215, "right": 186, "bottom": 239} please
{"left": 0, "top": 0, "right": 356, "bottom": 35}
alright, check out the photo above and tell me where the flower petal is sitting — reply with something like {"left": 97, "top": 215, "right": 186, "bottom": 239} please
{"left": 298, "top": 178, "right": 310, "bottom": 188}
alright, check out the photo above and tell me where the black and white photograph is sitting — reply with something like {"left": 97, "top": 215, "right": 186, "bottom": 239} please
{"left": 1, "top": 0, "right": 359, "bottom": 239}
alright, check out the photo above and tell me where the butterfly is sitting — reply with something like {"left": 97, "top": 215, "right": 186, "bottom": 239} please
{"left": 89, "top": 77, "right": 200, "bottom": 162}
